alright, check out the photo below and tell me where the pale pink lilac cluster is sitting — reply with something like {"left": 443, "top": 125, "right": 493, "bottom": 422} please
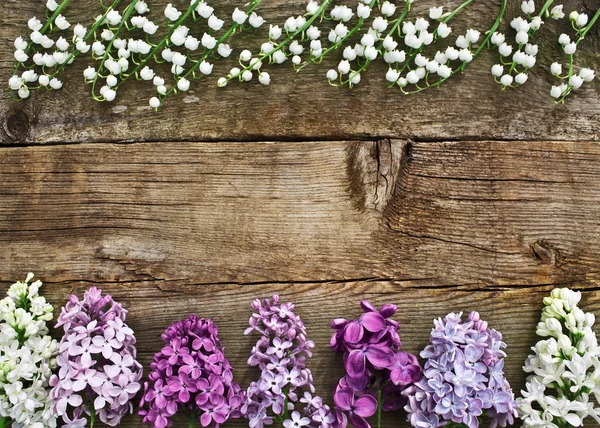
{"left": 242, "top": 295, "right": 335, "bottom": 428}
{"left": 403, "top": 311, "right": 517, "bottom": 428}
{"left": 139, "top": 314, "right": 245, "bottom": 428}
{"left": 49, "top": 287, "right": 142, "bottom": 427}
{"left": 330, "top": 301, "right": 421, "bottom": 428}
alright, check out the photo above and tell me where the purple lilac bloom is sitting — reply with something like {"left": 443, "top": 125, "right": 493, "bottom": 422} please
{"left": 49, "top": 287, "right": 143, "bottom": 426}
{"left": 139, "top": 314, "right": 244, "bottom": 427}
{"left": 330, "top": 300, "right": 421, "bottom": 428}
{"left": 403, "top": 311, "right": 518, "bottom": 428}
{"left": 242, "top": 295, "right": 335, "bottom": 427}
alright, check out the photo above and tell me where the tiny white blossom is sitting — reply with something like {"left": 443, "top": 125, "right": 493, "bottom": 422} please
{"left": 55, "top": 14, "right": 70, "bottom": 30}
{"left": 208, "top": 15, "right": 224, "bottom": 31}
{"left": 259, "top": 72, "right": 270, "bottom": 85}
{"left": 83, "top": 66, "right": 97, "bottom": 80}
{"left": 249, "top": 12, "right": 264, "bottom": 28}
{"left": 500, "top": 74, "right": 513, "bottom": 86}
{"left": 437, "top": 23, "right": 451, "bottom": 38}
{"left": 515, "top": 73, "right": 528, "bottom": 84}
{"left": 381, "top": 1, "right": 395, "bottom": 17}
{"left": 558, "top": 33, "right": 571, "bottom": 45}
{"left": 201, "top": 33, "right": 217, "bottom": 49}
{"left": 491, "top": 64, "right": 504, "bottom": 77}
{"left": 149, "top": 97, "right": 161, "bottom": 108}
{"left": 232, "top": 8, "right": 248, "bottom": 25}
{"left": 269, "top": 25, "right": 282, "bottom": 41}
{"left": 218, "top": 44, "right": 232, "bottom": 58}
{"left": 164, "top": 4, "right": 182, "bottom": 21}
{"left": 550, "top": 5, "right": 565, "bottom": 19}
{"left": 177, "top": 78, "right": 190, "bottom": 91}
{"left": 429, "top": 7, "right": 443, "bottom": 20}
{"left": 47, "top": 0, "right": 59, "bottom": 11}
{"left": 563, "top": 42, "right": 576, "bottom": 55}
{"left": 550, "top": 62, "right": 562, "bottom": 76}
{"left": 326, "top": 69, "right": 338, "bottom": 81}
{"left": 338, "top": 59, "right": 350, "bottom": 74}
{"left": 28, "top": 17, "right": 43, "bottom": 32}
{"left": 199, "top": 60, "right": 213, "bottom": 75}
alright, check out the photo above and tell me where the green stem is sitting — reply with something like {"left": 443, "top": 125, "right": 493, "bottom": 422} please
{"left": 116, "top": 0, "right": 203, "bottom": 88}
{"left": 402, "top": 0, "right": 507, "bottom": 94}
{"left": 442, "top": 0, "right": 474, "bottom": 22}
{"left": 225, "top": 0, "right": 334, "bottom": 83}
{"left": 91, "top": 0, "right": 140, "bottom": 99}
{"left": 188, "top": 410, "right": 197, "bottom": 428}
{"left": 297, "top": 0, "right": 378, "bottom": 71}
{"left": 90, "top": 407, "right": 96, "bottom": 428}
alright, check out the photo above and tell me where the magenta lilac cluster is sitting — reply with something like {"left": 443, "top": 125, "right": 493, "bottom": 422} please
{"left": 49, "top": 287, "right": 143, "bottom": 427}
{"left": 139, "top": 314, "right": 244, "bottom": 428}
{"left": 330, "top": 301, "right": 421, "bottom": 428}
{"left": 242, "top": 295, "right": 335, "bottom": 427}
{"left": 403, "top": 311, "right": 517, "bottom": 428}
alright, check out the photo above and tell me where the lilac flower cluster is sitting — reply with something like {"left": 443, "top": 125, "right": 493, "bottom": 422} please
{"left": 330, "top": 301, "right": 421, "bottom": 428}
{"left": 404, "top": 311, "right": 517, "bottom": 428}
{"left": 139, "top": 314, "right": 244, "bottom": 428}
{"left": 242, "top": 295, "right": 335, "bottom": 427}
{"left": 49, "top": 287, "right": 143, "bottom": 427}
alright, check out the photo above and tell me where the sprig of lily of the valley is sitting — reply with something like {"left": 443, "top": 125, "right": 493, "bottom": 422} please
{"left": 7, "top": 0, "right": 599, "bottom": 108}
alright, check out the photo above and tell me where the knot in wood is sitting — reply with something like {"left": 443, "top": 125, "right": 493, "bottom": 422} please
{"left": 3, "top": 108, "right": 30, "bottom": 143}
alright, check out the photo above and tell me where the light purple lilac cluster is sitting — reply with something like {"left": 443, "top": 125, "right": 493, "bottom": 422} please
{"left": 49, "top": 287, "right": 143, "bottom": 427}
{"left": 139, "top": 314, "right": 244, "bottom": 428}
{"left": 242, "top": 295, "right": 335, "bottom": 428}
{"left": 403, "top": 311, "right": 518, "bottom": 428}
{"left": 330, "top": 301, "right": 421, "bottom": 428}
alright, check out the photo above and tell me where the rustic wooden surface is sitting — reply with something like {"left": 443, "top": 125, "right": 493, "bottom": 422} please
{"left": 1, "top": 0, "right": 600, "bottom": 427}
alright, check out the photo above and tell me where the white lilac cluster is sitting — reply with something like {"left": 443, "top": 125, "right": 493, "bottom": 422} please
{"left": 0, "top": 273, "right": 59, "bottom": 428}
{"left": 549, "top": 10, "right": 598, "bottom": 103}
{"left": 8, "top": 0, "right": 72, "bottom": 99}
{"left": 490, "top": 0, "right": 564, "bottom": 89}
{"left": 518, "top": 288, "right": 600, "bottom": 427}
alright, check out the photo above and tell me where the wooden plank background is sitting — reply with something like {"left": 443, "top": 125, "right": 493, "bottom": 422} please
{"left": 1, "top": 0, "right": 600, "bottom": 427}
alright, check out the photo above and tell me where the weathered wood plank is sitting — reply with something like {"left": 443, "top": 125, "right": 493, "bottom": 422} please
{"left": 1, "top": 140, "right": 600, "bottom": 288}
{"left": 1, "top": 0, "right": 599, "bottom": 144}
{"left": 0, "top": 282, "right": 598, "bottom": 427}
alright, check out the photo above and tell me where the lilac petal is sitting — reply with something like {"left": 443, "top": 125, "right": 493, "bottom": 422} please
{"left": 365, "top": 345, "right": 394, "bottom": 369}
{"left": 333, "top": 388, "right": 353, "bottom": 411}
{"left": 179, "top": 388, "right": 190, "bottom": 403}
{"left": 360, "top": 312, "right": 386, "bottom": 333}
{"left": 379, "top": 304, "right": 397, "bottom": 319}
{"left": 353, "top": 394, "right": 378, "bottom": 417}
{"left": 345, "top": 350, "right": 367, "bottom": 378}
{"left": 345, "top": 373, "right": 369, "bottom": 391}
{"left": 360, "top": 300, "right": 378, "bottom": 313}
{"left": 343, "top": 321, "right": 364, "bottom": 344}
{"left": 349, "top": 412, "right": 371, "bottom": 428}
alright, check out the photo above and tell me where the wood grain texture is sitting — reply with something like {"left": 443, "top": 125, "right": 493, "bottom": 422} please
{"left": 1, "top": 140, "right": 600, "bottom": 288}
{"left": 0, "top": 282, "right": 599, "bottom": 427}
{"left": 1, "top": 0, "right": 600, "bottom": 144}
